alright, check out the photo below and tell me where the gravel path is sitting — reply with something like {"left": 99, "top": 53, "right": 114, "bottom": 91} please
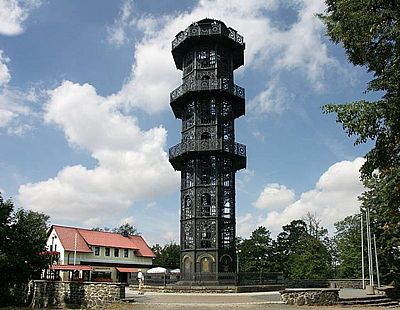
{"left": 106, "top": 288, "right": 391, "bottom": 310}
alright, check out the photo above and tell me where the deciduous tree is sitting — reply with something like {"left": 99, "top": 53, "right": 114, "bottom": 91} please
{"left": 334, "top": 215, "right": 362, "bottom": 278}
{"left": 237, "top": 226, "right": 275, "bottom": 272}
{"left": 152, "top": 242, "right": 180, "bottom": 269}
{"left": 319, "top": 0, "right": 400, "bottom": 287}
{"left": 275, "top": 220, "right": 333, "bottom": 279}
{"left": 0, "top": 194, "right": 50, "bottom": 306}
{"left": 112, "top": 223, "right": 139, "bottom": 235}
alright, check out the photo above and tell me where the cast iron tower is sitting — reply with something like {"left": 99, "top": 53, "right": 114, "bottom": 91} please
{"left": 169, "top": 18, "right": 246, "bottom": 282}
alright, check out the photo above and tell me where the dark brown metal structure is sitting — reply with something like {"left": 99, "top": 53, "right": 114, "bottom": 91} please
{"left": 169, "top": 18, "right": 246, "bottom": 282}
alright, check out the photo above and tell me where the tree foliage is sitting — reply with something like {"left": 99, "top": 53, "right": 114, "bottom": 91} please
{"left": 277, "top": 220, "right": 333, "bottom": 279}
{"left": 112, "top": 223, "right": 140, "bottom": 235}
{"left": 319, "top": 0, "right": 400, "bottom": 286}
{"left": 92, "top": 223, "right": 140, "bottom": 235}
{"left": 237, "top": 226, "right": 275, "bottom": 272}
{"left": 334, "top": 215, "right": 362, "bottom": 278}
{"left": 152, "top": 242, "right": 180, "bottom": 269}
{"left": 237, "top": 220, "right": 333, "bottom": 279}
{"left": 0, "top": 194, "right": 50, "bottom": 306}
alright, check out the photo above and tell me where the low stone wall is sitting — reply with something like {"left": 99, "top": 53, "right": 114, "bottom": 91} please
{"left": 280, "top": 288, "right": 340, "bottom": 306}
{"left": 328, "top": 279, "right": 364, "bottom": 289}
{"left": 286, "top": 279, "right": 366, "bottom": 289}
{"left": 31, "top": 280, "right": 125, "bottom": 308}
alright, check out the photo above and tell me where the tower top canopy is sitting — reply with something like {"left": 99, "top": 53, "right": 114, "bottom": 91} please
{"left": 172, "top": 18, "right": 245, "bottom": 70}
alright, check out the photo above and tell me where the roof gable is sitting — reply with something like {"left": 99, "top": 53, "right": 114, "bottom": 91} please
{"left": 53, "top": 225, "right": 92, "bottom": 253}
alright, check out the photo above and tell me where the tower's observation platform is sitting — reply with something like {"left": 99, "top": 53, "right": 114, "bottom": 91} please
{"left": 171, "top": 18, "right": 245, "bottom": 70}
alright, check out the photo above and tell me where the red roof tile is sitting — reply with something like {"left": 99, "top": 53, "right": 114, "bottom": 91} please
{"left": 50, "top": 265, "right": 93, "bottom": 271}
{"left": 51, "top": 225, "right": 155, "bottom": 258}
{"left": 53, "top": 225, "right": 92, "bottom": 253}
{"left": 78, "top": 229, "right": 139, "bottom": 249}
{"left": 116, "top": 267, "right": 139, "bottom": 273}
{"left": 129, "top": 235, "right": 156, "bottom": 258}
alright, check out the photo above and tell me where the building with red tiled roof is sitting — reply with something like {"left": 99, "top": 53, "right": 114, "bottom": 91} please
{"left": 46, "top": 225, "right": 155, "bottom": 283}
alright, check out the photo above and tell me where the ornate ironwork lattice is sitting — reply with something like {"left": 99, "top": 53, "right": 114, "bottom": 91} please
{"left": 169, "top": 19, "right": 246, "bottom": 278}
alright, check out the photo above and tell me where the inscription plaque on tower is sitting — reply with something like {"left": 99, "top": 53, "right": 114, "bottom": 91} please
{"left": 168, "top": 18, "right": 246, "bottom": 283}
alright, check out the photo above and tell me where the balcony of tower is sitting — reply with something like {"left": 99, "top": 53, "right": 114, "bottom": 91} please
{"left": 171, "top": 18, "right": 245, "bottom": 71}
{"left": 168, "top": 139, "right": 246, "bottom": 172}
{"left": 170, "top": 78, "right": 245, "bottom": 119}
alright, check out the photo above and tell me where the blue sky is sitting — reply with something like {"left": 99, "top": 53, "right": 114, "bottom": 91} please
{"left": 0, "top": 0, "right": 376, "bottom": 245}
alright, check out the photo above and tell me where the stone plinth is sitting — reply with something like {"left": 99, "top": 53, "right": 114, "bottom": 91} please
{"left": 31, "top": 280, "right": 125, "bottom": 308}
{"left": 280, "top": 288, "right": 340, "bottom": 306}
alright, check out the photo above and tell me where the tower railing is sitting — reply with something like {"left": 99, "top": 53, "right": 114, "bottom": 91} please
{"left": 169, "top": 139, "right": 246, "bottom": 159}
{"left": 170, "top": 79, "right": 245, "bottom": 102}
{"left": 172, "top": 23, "right": 244, "bottom": 50}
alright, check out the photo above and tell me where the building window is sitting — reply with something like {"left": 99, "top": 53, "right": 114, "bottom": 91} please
{"left": 94, "top": 246, "right": 100, "bottom": 256}
{"left": 124, "top": 249, "right": 129, "bottom": 258}
{"left": 105, "top": 247, "right": 110, "bottom": 256}
{"left": 114, "top": 248, "right": 119, "bottom": 257}
{"left": 91, "top": 271, "right": 112, "bottom": 282}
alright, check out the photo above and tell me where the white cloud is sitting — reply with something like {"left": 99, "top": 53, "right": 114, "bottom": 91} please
{"left": 161, "top": 231, "right": 179, "bottom": 243}
{"left": 106, "top": 0, "right": 134, "bottom": 47}
{"left": 104, "top": 0, "right": 336, "bottom": 115}
{"left": 253, "top": 183, "right": 295, "bottom": 209}
{"left": 248, "top": 80, "right": 288, "bottom": 115}
{"left": 118, "top": 216, "right": 136, "bottom": 226}
{"left": 271, "top": 1, "right": 335, "bottom": 89}
{"left": 0, "top": 87, "right": 40, "bottom": 134}
{"left": 237, "top": 169, "right": 255, "bottom": 192}
{"left": 0, "top": 50, "right": 10, "bottom": 86}
{"left": 0, "top": 51, "right": 39, "bottom": 134}
{"left": 19, "top": 81, "right": 180, "bottom": 225}
{"left": 238, "top": 157, "right": 365, "bottom": 237}
{"left": 237, "top": 213, "right": 257, "bottom": 237}
{"left": 0, "top": 0, "right": 42, "bottom": 36}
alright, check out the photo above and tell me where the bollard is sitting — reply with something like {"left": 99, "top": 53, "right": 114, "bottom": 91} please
{"left": 366, "top": 285, "right": 375, "bottom": 295}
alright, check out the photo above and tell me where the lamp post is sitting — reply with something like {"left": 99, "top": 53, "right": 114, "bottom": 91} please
{"left": 236, "top": 249, "right": 241, "bottom": 285}
{"left": 373, "top": 233, "right": 380, "bottom": 288}
{"left": 366, "top": 206, "right": 374, "bottom": 287}
{"left": 361, "top": 212, "right": 365, "bottom": 289}
{"left": 50, "top": 235, "right": 57, "bottom": 279}
{"left": 236, "top": 249, "right": 241, "bottom": 273}
{"left": 50, "top": 235, "right": 57, "bottom": 264}
{"left": 361, "top": 206, "right": 376, "bottom": 294}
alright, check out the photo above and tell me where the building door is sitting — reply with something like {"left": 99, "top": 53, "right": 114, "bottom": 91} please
{"left": 119, "top": 272, "right": 128, "bottom": 284}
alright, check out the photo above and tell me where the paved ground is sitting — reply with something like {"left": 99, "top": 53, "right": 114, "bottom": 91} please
{"left": 109, "top": 287, "right": 390, "bottom": 310}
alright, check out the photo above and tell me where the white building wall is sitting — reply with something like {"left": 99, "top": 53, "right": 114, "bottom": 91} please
{"left": 46, "top": 229, "right": 65, "bottom": 264}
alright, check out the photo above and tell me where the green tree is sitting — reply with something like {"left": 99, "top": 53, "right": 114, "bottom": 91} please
{"left": 92, "top": 223, "right": 140, "bottom": 235}
{"left": 0, "top": 194, "right": 50, "bottom": 306}
{"left": 302, "top": 212, "right": 328, "bottom": 240}
{"left": 152, "top": 242, "right": 180, "bottom": 269}
{"left": 319, "top": 0, "right": 400, "bottom": 286}
{"left": 288, "top": 236, "right": 332, "bottom": 280}
{"left": 360, "top": 177, "right": 400, "bottom": 285}
{"left": 112, "top": 223, "right": 140, "bottom": 235}
{"left": 237, "top": 226, "right": 276, "bottom": 272}
{"left": 334, "top": 214, "right": 362, "bottom": 278}
{"left": 275, "top": 220, "right": 333, "bottom": 279}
